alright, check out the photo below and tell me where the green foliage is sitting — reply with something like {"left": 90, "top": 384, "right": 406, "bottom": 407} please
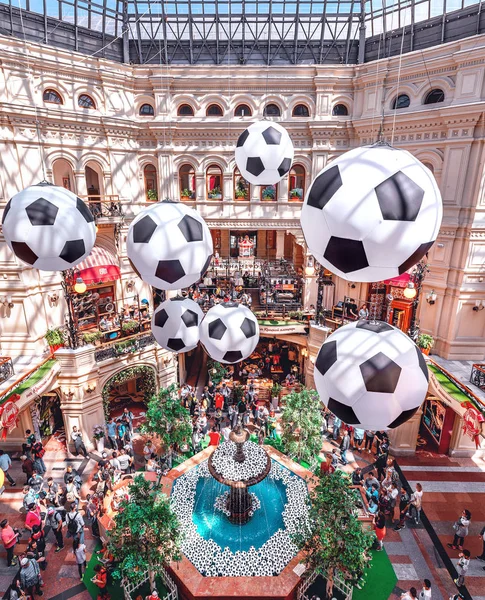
{"left": 232, "top": 383, "right": 245, "bottom": 403}
{"left": 82, "top": 330, "right": 103, "bottom": 344}
{"left": 108, "top": 476, "right": 182, "bottom": 584}
{"left": 281, "top": 388, "right": 323, "bottom": 463}
{"left": 140, "top": 383, "right": 192, "bottom": 452}
{"left": 271, "top": 382, "right": 282, "bottom": 398}
{"left": 293, "top": 470, "right": 374, "bottom": 584}
{"left": 102, "top": 366, "right": 156, "bottom": 419}
{"left": 208, "top": 360, "right": 228, "bottom": 385}
{"left": 44, "top": 327, "right": 64, "bottom": 346}
{"left": 289, "top": 188, "right": 303, "bottom": 198}
{"left": 181, "top": 188, "right": 193, "bottom": 198}
{"left": 122, "top": 319, "right": 140, "bottom": 334}
{"left": 417, "top": 333, "right": 434, "bottom": 350}
{"left": 262, "top": 186, "right": 276, "bottom": 199}
{"left": 114, "top": 339, "right": 139, "bottom": 355}
{"left": 147, "top": 189, "right": 158, "bottom": 201}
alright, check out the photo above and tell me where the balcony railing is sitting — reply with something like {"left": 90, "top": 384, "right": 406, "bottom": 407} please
{"left": 82, "top": 195, "right": 124, "bottom": 220}
{"left": 0, "top": 356, "right": 14, "bottom": 384}
{"left": 94, "top": 331, "right": 155, "bottom": 362}
{"left": 471, "top": 363, "right": 485, "bottom": 393}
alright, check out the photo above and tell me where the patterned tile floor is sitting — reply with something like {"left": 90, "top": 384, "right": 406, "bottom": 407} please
{"left": 1, "top": 434, "right": 484, "bottom": 600}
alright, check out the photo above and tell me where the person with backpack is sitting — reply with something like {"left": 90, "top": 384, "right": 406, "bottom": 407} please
{"left": 85, "top": 494, "right": 101, "bottom": 538}
{"left": 73, "top": 538, "right": 87, "bottom": 581}
{"left": 22, "top": 430, "right": 36, "bottom": 460}
{"left": 31, "top": 442, "right": 46, "bottom": 475}
{"left": 20, "top": 456, "right": 34, "bottom": 485}
{"left": 18, "top": 556, "right": 43, "bottom": 597}
{"left": 63, "top": 466, "right": 82, "bottom": 490}
{"left": 45, "top": 507, "right": 64, "bottom": 552}
{"left": 27, "top": 470, "right": 44, "bottom": 494}
{"left": 66, "top": 503, "right": 85, "bottom": 544}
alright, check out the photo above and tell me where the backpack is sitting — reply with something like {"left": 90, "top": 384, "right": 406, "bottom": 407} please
{"left": 32, "top": 442, "right": 45, "bottom": 458}
{"left": 67, "top": 513, "right": 78, "bottom": 535}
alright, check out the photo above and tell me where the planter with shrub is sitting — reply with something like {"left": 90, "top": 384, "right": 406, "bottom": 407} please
{"left": 122, "top": 320, "right": 140, "bottom": 336}
{"left": 417, "top": 333, "right": 434, "bottom": 355}
{"left": 44, "top": 328, "right": 65, "bottom": 353}
{"left": 82, "top": 330, "right": 103, "bottom": 345}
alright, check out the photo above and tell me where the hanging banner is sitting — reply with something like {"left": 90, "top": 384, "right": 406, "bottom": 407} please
{"left": 258, "top": 322, "right": 307, "bottom": 335}
{"left": 16, "top": 362, "right": 61, "bottom": 411}
{"left": 462, "top": 407, "right": 485, "bottom": 448}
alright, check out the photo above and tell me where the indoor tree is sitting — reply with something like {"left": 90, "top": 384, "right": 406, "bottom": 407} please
{"left": 281, "top": 388, "right": 323, "bottom": 463}
{"left": 140, "top": 383, "right": 192, "bottom": 462}
{"left": 108, "top": 476, "right": 182, "bottom": 589}
{"left": 293, "top": 470, "right": 374, "bottom": 596}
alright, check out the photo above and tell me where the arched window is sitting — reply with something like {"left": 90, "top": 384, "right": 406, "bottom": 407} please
{"left": 292, "top": 104, "right": 310, "bottom": 117}
{"left": 234, "top": 104, "right": 252, "bottom": 117}
{"left": 332, "top": 103, "right": 348, "bottom": 116}
{"left": 234, "top": 168, "right": 250, "bottom": 201}
{"left": 139, "top": 103, "right": 154, "bottom": 116}
{"left": 53, "top": 159, "right": 75, "bottom": 191}
{"left": 206, "top": 104, "right": 224, "bottom": 116}
{"left": 424, "top": 89, "right": 445, "bottom": 105}
{"left": 263, "top": 103, "right": 281, "bottom": 117}
{"left": 422, "top": 162, "right": 435, "bottom": 174}
{"left": 179, "top": 164, "right": 196, "bottom": 200}
{"left": 144, "top": 164, "right": 158, "bottom": 201}
{"left": 288, "top": 165, "right": 305, "bottom": 201}
{"left": 391, "top": 94, "right": 410, "bottom": 110}
{"left": 261, "top": 183, "right": 277, "bottom": 202}
{"left": 178, "top": 104, "right": 194, "bottom": 116}
{"left": 78, "top": 94, "right": 96, "bottom": 109}
{"left": 43, "top": 89, "right": 63, "bottom": 104}
{"left": 206, "top": 165, "right": 223, "bottom": 200}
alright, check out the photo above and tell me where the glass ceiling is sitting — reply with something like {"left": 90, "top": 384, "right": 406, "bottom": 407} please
{"left": 0, "top": 0, "right": 480, "bottom": 63}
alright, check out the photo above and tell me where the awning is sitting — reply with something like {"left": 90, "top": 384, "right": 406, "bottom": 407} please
{"left": 77, "top": 246, "right": 120, "bottom": 285}
{"left": 383, "top": 273, "right": 411, "bottom": 288}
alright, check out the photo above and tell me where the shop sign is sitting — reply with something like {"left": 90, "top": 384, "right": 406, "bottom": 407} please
{"left": 462, "top": 407, "right": 485, "bottom": 447}
{"left": 18, "top": 362, "right": 61, "bottom": 409}
{"left": 0, "top": 400, "right": 19, "bottom": 440}
{"left": 258, "top": 323, "right": 307, "bottom": 335}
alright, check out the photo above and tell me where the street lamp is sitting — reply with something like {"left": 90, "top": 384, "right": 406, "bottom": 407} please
{"left": 74, "top": 277, "right": 87, "bottom": 294}
{"left": 60, "top": 269, "right": 85, "bottom": 349}
{"left": 403, "top": 282, "right": 417, "bottom": 299}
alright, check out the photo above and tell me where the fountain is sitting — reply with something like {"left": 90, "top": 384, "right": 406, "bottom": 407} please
{"left": 207, "top": 426, "right": 271, "bottom": 524}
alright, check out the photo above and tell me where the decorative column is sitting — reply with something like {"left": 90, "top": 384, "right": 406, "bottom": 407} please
{"left": 223, "top": 171, "right": 232, "bottom": 202}
{"left": 279, "top": 174, "right": 289, "bottom": 202}
{"left": 276, "top": 231, "right": 285, "bottom": 259}
{"left": 302, "top": 275, "right": 318, "bottom": 311}
{"left": 387, "top": 408, "right": 422, "bottom": 456}
{"left": 74, "top": 171, "right": 88, "bottom": 196}
{"left": 195, "top": 171, "right": 205, "bottom": 201}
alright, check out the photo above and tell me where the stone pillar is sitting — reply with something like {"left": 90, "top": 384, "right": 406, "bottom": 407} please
{"left": 387, "top": 408, "right": 422, "bottom": 456}
{"left": 257, "top": 230, "right": 267, "bottom": 258}
{"left": 195, "top": 171, "right": 205, "bottom": 201}
{"left": 74, "top": 171, "right": 88, "bottom": 196}
{"left": 279, "top": 174, "right": 289, "bottom": 202}
{"left": 306, "top": 323, "right": 332, "bottom": 388}
{"left": 303, "top": 275, "right": 318, "bottom": 311}
{"left": 223, "top": 171, "right": 232, "bottom": 201}
{"left": 220, "top": 230, "right": 230, "bottom": 258}
{"left": 276, "top": 231, "right": 285, "bottom": 259}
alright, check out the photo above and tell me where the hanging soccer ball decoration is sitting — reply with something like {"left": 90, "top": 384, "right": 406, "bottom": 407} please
{"left": 314, "top": 320, "right": 429, "bottom": 430}
{"left": 151, "top": 297, "right": 204, "bottom": 353}
{"left": 235, "top": 121, "right": 294, "bottom": 185}
{"left": 127, "top": 201, "right": 213, "bottom": 290}
{"left": 199, "top": 302, "right": 260, "bottom": 364}
{"left": 1, "top": 183, "right": 96, "bottom": 271}
{"left": 300, "top": 145, "right": 443, "bottom": 282}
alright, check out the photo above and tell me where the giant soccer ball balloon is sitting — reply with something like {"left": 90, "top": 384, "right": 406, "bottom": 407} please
{"left": 152, "top": 297, "right": 203, "bottom": 353}
{"left": 1, "top": 183, "right": 96, "bottom": 271}
{"left": 235, "top": 121, "right": 294, "bottom": 185}
{"left": 199, "top": 302, "right": 260, "bottom": 364}
{"left": 127, "top": 201, "right": 213, "bottom": 290}
{"left": 314, "top": 320, "right": 429, "bottom": 430}
{"left": 300, "top": 145, "right": 443, "bottom": 282}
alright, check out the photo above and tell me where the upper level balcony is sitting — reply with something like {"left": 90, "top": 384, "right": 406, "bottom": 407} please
{"left": 82, "top": 195, "right": 125, "bottom": 224}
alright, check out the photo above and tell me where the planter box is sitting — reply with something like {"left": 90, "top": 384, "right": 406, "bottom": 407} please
{"left": 49, "top": 344, "right": 64, "bottom": 353}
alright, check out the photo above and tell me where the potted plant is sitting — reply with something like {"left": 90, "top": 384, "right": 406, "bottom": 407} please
{"left": 208, "top": 186, "right": 222, "bottom": 200}
{"left": 146, "top": 188, "right": 158, "bottom": 201}
{"left": 114, "top": 339, "right": 140, "bottom": 355}
{"left": 181, "top": 188, "right": 192, "bottom": 201}
{"left": 271, "top": 382, "right": 282, "bottom": 411}
{"left": 235, "top": 188, "right": 248, "bottom": 200}
{"left": 289, "top": 188, "right": 302, "bottom": 200}
{"left": 122, "top": 320, "right": 140, "bottom": 336}
{"left": 82, "top": 330, "right": 103, "bottom": 346}
{"left": 417, "top": 333, "right": 434, "bottom": 355}
{"left": 44, "top": 327, "right": 65, "bottom": 353}
{"left": 262, "top": 186, "right": 276, "bottom": 201}
{"left": 93, "top": 424, "right": 105, "bottom": 452}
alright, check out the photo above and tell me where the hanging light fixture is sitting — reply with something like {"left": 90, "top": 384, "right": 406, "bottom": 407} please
{"left": 74, "top": 276, "right": 87, "bottom": 294}
{"left": 304, "top": 256, "right": 315, "bottom": 277}
{"left": 403, "top": 282, "right": 417, "bottom": 299}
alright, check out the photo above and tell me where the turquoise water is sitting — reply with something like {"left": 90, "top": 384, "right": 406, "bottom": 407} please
{"left": 192, "top": 472, "right": 288, "bottom": 552}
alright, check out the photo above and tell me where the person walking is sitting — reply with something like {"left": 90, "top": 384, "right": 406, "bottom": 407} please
{"left": 20, "top": 455, "right": 34, "bottom": 484}
{"left": 106, "top": 418, "right": 117, "bottom": 450}
{"left": 122, "top": 408, "right": 134, "bottom": 435}
{"left": 364, "top": 430, "right": 375, "bottom": 453}
{"left": 353, "top": 427, "right": 365, "bottom": 452}
{"left": 394, "top": 485, "right": 411, "bottom": 531}
{"left": 408, "top": 483, "right": 423, "bottom": 524}
{"left": 66, "top": 503, "right": 85, "bottom": 544}
{"left": 448, "top": 510, "right": 471, "bottom": 551}
{"left": 31, "top": 441, "right": 46, "bottom": 475}
{"left": 1, "top": 519, "right": 19, "bottom": 567}
{"left": 71, "top": 426, "right": 88, "bottom": 458}
{"left": 418, "top": 579, "right": 432, "bottom": 600}
{"left": 73, "top": 538, "right": 87, "bottom": 581}
{"left": 22, "top": 430, "right": 36, "bottom": 459}
{"left": 373, "top": 512, "right": 386, "bottom": 551}
{"left": 332, "top": 416, "right": 341, "bottom": 441}
{"left": 0, "top": 450, "right": 16, "bottom": 486}
{"left": 340, "top": 430, "right": 350, "bottom": 465}
{"left": 25, "top": 503, "right": 42, "bottom": 533}
{"left": 454, "top": 549, "right": 470, "bottom": 588}
{"left": 18, "top": 556, "right": 43, "bottom": 597}
{"left": 476, "top": 524, "right": 485, "bottom": 562}
{"left": 45, "top": 507, "right": 64, "bottom": 552}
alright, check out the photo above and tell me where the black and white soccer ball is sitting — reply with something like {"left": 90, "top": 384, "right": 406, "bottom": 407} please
{"left": 300, "top": 145, "right": 443, "bottom": 282}
{"left": 151, "top": 297, "right": 204, "bottom": 353}
{"left": 1, "top": 183, "right": 96, "bottom": 271}
{"left": 235, "top": 121, "right": 294, "bottom": 185}
{"left": 126, "top": 201, "right": 213, "bottom": 291}
{"left": 199, "top": 302, "right": 260, "bottom": 364}
{"left": 314, "top": 320, "right": 429, "bottom": 430}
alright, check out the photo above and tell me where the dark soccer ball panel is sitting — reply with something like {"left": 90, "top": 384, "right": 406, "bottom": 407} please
{"left": 277, "top": 157, "right": 292, "bottom": 177}
{"left": 246, "top": 157, "right": 265, "bottom": 177}
{"left": 151, "top": 298, "right": 203, "bottom": 354}
{"left": 76, "top": 198, "right": 95, "bottom": 223}
{"left": 375, "top": 171, "right": 424, "bottom": 222}
{"left": 262, "top": 126, "right": 282, "bottom": 145}
{"left": 415, "top": 346, "right": 429, "bottom": 382}
{"left": 59, "top": 239, "right": 86, "bottom": 264}
{"left": 315, "top": 340, "right": 338, "bottom": 378}
{"left": 154, "top": 308, "right": 169, "bottom": 328}
{"left": 133, "top": 215, "right": 157, "bottom": 244}
{"left": 11, "top": 241, "right": 38, "bottom": 265}
{"left": 167, "top": 338, "right": 187, "bottom": 352}
{"left": 223, "top": 350, "right": 243, "bottom": 363}
{"left": 178, "top": 215, "right": 204, "bottom": 243}
{"left": 237, "top": 129, "right": 250, "bottom": 148}
{"left": 155, "top": 259, "right": 186, "bottom": 284}
{"left": 241, "top": 317, "right": 257, "bottom": 339}
{"left": 388, "top": 407, "right": 419, "bottom": 429}
{"left": 181, "top": 309, "right": 199, "bottom": 328}
{"left": 328, "top": 397, "right": 361, "bottom": 425}
{"left": 359, "top": 352, "right": 402, "bottom": 393}
{"left": 306, "top": 165, "right": 343, "bottom": 211}
{"left": 398, "top": 241, "right": 435, "bottom": 275}
{"left": 208, "top": 318, "right": 227, "bottom": 340}
{"left": 2, "top": 199, "right": 12, "bottom": 224}
{"left": 26, "top": 198, "right": 58, "bottom": 226}
{"left": 324, "top": 237, "right": 369, "bottom": 274}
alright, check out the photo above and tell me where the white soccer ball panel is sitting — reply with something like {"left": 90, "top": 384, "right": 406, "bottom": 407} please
{"left": 301, "top": 145, "right": 443, "bottom": 282}
{"left": 2, "top": 184, "right": 96, "bottom": 271}
{"left": 127, "top": 202, "right": 213, "bottom": 290}
{"left": 393, "top": 363, "right": 429, "bottom": 412}
{"left": 352, "top": 392, "right": 403, "bottom": 431}
{"left": 200, "top": 303, "right": 260, "bottom": 364}
{"left": 152, "top": 298, "right": 203, "bottom": 353}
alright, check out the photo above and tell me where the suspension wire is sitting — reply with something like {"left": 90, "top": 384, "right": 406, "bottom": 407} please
{"left": 391, "top": 9, "right": 407, "bottom": 145}
{"left": 370, "top": 32, "right": 383, "bottom": 143}
{"left": 376, "top": 0, "right": 398, "bottom": 143}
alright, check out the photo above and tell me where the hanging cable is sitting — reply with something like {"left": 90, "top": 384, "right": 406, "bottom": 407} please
{"left": 391, "top": 11, "right": 407, "bottom": 145}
